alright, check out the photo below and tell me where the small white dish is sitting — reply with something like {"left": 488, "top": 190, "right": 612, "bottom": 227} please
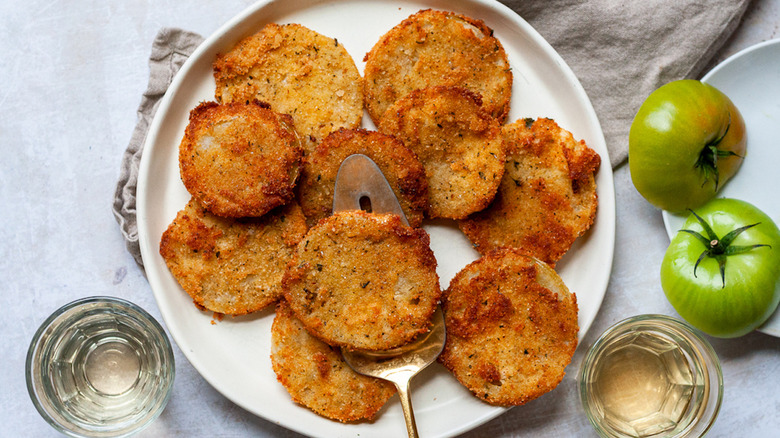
{"left": 662, "top": 38, "right": 780, "bottom": 337}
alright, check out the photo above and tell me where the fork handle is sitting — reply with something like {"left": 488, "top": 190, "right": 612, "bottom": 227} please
{"left": 394, "top": 377, "right": 418, "bottom": 438}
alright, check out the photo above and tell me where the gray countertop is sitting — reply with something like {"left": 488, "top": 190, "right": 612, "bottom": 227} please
{"left": 2, "top": 1, "right": 778, "bottom": 437}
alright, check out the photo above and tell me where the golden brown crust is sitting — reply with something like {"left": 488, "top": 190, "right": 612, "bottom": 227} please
{"left": 270, "top": 301, "right": 396, "bottom": 422}
{"left": 459, "top": 117, "right": 600, "bottom": 265}
{"left": 178, "top": 101, "right": 302, "bottom": 218}
{"left": 282, "top": 211, "right": 441, "bottom": 350}
{"left": 363, "top": 9, "right": 512, "bottom": 124}
{"left": 438, "top": 248, "right": 579, "bottom": 406}
{"left": 213, "top": 23, "right": 363, "bottom": 155}
{"left": 378, "top": 86, "right": 505, "bottom": 219}
{"left": 159, "top": 199, "right": 308, "bottom": 315}
{"left": 296, "top": 128, "right": 428, "bottom": 228}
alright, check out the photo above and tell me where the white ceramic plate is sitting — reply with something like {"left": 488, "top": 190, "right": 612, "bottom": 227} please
{"left": 136, "top": 0, "right": 616, "bottom": 436}
{"left": 662, "top": 39, "right": 780, "bottom": 338}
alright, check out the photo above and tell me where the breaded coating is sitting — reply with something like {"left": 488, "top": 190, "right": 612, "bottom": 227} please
{"left": 179, "top": 101, "right": 302, "bottom": 218}
{"left": 378, "top": 86, "right": 505, "bottom": 219}
{"left": 363, "top": 9, "right": 512, "bottom": 124}
{"left": 297, "top": 128, "right": 428, "bottom": 228}
{"left": 213, "top": 23, "right": 363, "bottom": 155}
{"left": 271, "top": 301, "right": 396, "bottom": 422}
{"left": 459, "top": 117, "right": 600, "bottom": 265}
{"left": 438, "top": 248, "right": 579, "bottom": 406}
{"left": 283, "top": 211, "right": 441, "bottom": 351}
{"left": 159, "top": 199, "right": 308, "bottom": 315}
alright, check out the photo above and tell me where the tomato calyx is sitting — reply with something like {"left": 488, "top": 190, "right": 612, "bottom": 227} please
{"left": 694, "top": 116, "right": 740, "bottom": 191}
{"left": 680, "top": 209, "right": 771, "bottom": 289}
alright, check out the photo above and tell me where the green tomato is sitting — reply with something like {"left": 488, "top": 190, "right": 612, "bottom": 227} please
{"left": 661, "top": 198, "right": 780, "bottom": 338}
{"left": 629, "top": 79, "right": 746, "bottom": 212}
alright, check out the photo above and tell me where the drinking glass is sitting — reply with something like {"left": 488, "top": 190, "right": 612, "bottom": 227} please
{"left": 26, "top": 296, "right": 175, "bottom": 437}
{"left": 579, "top": 315, "right": 723, "bottom": 438}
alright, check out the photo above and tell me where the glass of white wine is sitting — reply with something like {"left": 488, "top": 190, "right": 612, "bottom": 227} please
{"left": 26, "top": 296, "right": 175, "bottom": 438}
{"left": 579, "top": 314, "right": 723, "bottom": 438}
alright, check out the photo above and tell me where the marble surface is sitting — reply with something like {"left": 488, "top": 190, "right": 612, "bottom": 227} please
{"left": 2, "top": 1, "right": 778, "bottom": 437}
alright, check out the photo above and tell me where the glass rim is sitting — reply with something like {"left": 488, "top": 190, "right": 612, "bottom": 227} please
{"left": 26, "top": 296, "right": 175, "bottom": 438}
{"left": 578, "top": 314, "right": 724, "bottom": 438}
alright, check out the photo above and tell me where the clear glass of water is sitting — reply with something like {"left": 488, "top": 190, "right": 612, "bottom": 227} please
{"left": 26, "top": 296, "right": 175, "bottom": 437}
{"left": 579, "top": 315, "right": 723, "bottom": 438}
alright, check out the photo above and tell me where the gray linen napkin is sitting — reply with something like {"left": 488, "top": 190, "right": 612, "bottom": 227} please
{"left": 113, "top": 28, "right": 204, "bottom": 266}
{"left": 502, "top": 0, "right": 750, "bottom": 168}
{"left": 114, "top": 1, "right": 749, "bottom": 266}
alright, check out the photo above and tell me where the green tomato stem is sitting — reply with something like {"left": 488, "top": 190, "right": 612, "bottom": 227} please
{"left": 694, "top": 115, "right": 741, "bottom": 191}
{"left": 681, "top": 209, "right": 770, "bottom": 288}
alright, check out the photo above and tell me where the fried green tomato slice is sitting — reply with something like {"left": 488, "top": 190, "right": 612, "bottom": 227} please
{"left": 438, "top": 248, "right": 579, "bottom": 406}
{"left": 363, "top": 9, "right": 512, "bottom": 124}
{"left": 159, "top": 199, "right": 308, "bottom": 315}
{"left": 378, "top": 86, "right": 505, "bottom": 219}
{"left": 271, "top": 301, "right": 396, "bottom": 422}
{"left": 179, "top": 101, "right": 302, "bottom": 218}
{"left": 213, "top": 23, "right": 363, "bottom": 155}
{"left": 282, "top": 211, "right": 441, "bottom": 350}
{"left": 296, "top": 128, "right": 428, "bottom": 228}
{"left": 459, "top": 117, "right": 600, "bottom": 265}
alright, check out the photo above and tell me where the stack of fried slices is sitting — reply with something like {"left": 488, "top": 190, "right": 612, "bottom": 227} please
{"left": 159, "top": 8, "right": 601, "bottom": 422}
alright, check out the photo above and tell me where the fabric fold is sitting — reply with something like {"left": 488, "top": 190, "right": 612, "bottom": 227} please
{"left": 113, "top": 29, "right": 204, "bottom": 266}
